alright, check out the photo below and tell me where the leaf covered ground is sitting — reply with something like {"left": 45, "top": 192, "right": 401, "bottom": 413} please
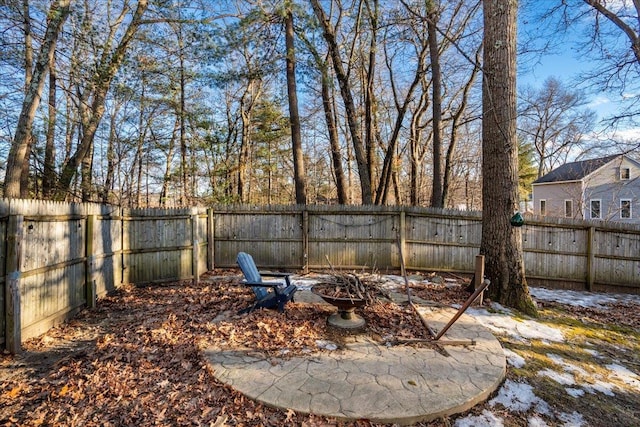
{"left": 1, "top": 270, "right": 639, "bottom": 426}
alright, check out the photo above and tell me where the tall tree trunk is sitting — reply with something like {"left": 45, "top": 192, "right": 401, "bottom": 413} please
{"left": 310, "top": 0, "right": 373, "bottom": 204}
{"left": 364, "top": 0, "right": 378, "bottom": 194}
{"left": 442, "top": 47, "right": 482, "bottom": 207}
{"left": 5, "top": 0, "right": 70, "bottom": 198}
{"left": 160, "top": 116, "right": 179, "bottom": 207}
{"left": 481, "top": 0, "right": 536, "bottom": 315}
{"left": 102, "top": 102, "right": 119, "bottom": 204}
{"left": 80, "top": 139, "right": 93, "bottom": 201}
{"left": 55, "top": 0, "right": 148, "bottom": 200}
{"left": 43, "top": 51, "right": 58, "bottom": 198}
{"left": 299, "top": 30, "right": 348, "bottom": 204}
{"left": 284, "top": 8, "right": 307, "bottom": 205}
{"left": 19, "top": 0, "right": 34, "bottom": 198}
{"left": 428, "top": 6, "right": 443, "bottom": 208}
{"left": 178, "top": 28, "right": 188, "bottom": 207}
{"left": 376, "top": 38, "right": 428, "bottom": 205}
{"left": 321, "top": 64, "right": 349, "bottom": 204}
{"left": 22, "top": 0, "right": 33, "bottom": 87}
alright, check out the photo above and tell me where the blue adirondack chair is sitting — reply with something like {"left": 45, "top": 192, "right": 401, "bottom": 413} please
{"left": 236, "top": 252, "right": 297, "bottom": 313}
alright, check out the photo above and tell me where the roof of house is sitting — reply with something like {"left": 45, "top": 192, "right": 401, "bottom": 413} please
{"left": 533, "top": 155, "right": 621, "bottom": 184}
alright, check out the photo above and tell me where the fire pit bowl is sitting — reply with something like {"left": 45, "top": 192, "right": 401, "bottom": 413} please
{"left": 312, "top": 283, "right": 367, "bottom": 329}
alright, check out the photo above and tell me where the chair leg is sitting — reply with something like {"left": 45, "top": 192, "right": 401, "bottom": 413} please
{"left": 238, "top": 302, "right": 258, "bottom": 315}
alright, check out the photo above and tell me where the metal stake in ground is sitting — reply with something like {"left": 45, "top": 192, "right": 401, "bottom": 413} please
{"left": 434, "top": 277, "right": 490, "bottom": 341}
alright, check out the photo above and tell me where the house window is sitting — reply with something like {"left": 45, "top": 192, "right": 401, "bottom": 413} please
{"left": 621, "top": 199, "right": 632, "bottom": 219}
{"left": 590, "top": 199, "right": 601, "bottom": 219}
{"left": 539, "top": 199, "right": 546, "bottom": 216}
{"left": 620, "top": 167, "right": 631, "bottom": 180}
{"left": 564, "top": 200, "right": 573, "bottom": 218}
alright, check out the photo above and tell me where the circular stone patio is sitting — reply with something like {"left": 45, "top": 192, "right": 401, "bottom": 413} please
{"left": 203, "top": 303, "right": 506, "bottom": 425}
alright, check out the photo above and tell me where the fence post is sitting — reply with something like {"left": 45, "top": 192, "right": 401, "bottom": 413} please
{"left": 115, "top": 207, "right": 123, "bottom": 288}
{"left": 399, "top": 210, "right": 406, "bottom": 270}
{"left": 207, "top": 208, "right": 214, "bottom": 270}
{"left": 5, "top": 214, "right": 24, "bottom": 354}
{"left": 192, "top": 213, "right": 200, "bottom": 285}
{"left": 474, "top": 255, "right": 485, "bottom": 305}
{"left": 302, "top": 208, "right": 309, "bottom": 273}
{"left": 85, "top": 214, "right": 96, "bottom": 309}
{"left": 586, "top": 226, "right": 595, "bottom": 291}
{"left": 121, "top": 210, "right": 129, "bottom": 285}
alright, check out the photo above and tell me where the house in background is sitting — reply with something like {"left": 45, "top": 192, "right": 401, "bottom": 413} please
{"left": 531, "top": 155, "right": 640, "bottom": 223}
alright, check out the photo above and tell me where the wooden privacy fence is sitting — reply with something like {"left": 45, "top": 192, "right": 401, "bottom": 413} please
{"left": 3, "top": 201, "right": 640, "bottom": 352}
{"left": 210, "top": 205, "right": 640, "bottom": 295}
{"left": 1, "top": 199, "right": 209, "bottom": 352}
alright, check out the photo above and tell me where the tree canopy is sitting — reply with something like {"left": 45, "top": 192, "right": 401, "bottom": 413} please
{"left": 0, "top": 0, "right": 634, "bottom": 207}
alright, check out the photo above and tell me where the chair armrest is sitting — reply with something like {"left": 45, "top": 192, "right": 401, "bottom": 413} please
{"left": 260, "top": 272, "right": 292, "bottom": 278}
{"left": 241, "top": 280, "right": 284, "bottom": 288}
{"left": 259, "top": 272, "right": 292, "bottom": 286}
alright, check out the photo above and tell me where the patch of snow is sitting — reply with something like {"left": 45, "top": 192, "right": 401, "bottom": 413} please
{"left": 557, "top": 410, "right": 586, "bottom": 427}
{"left": 503, "top": 348, "right": 526, "bottom": 368}
{"left": 489, "top": 379, "right": 550, "bottom": 415}
{"left": 315, "top": 340, "right": 338, "bottom": 351}
{"left": 466, "top": 307, "right": 564, "bottom": 342}
{"left": 291, "top": 275, "right": 329, "bottom": 290}
{"left": 528, "top": 415, "right": 549, "bottom": 427}
{"left": 530, "top": 287, "right": 640, "bottom": 309}
{"left": 538, "top": 368, "right": 575, "bottom": 386}
{"left": 547, "top": 353, "right": 589, "bottom": 376}
{"left": 583, "top": 379, "right": 616, "bottom": 396}
{"left": 565, "top": 387, "right": 585, "bottom": 397}
{"left": 605, "top": 363, "right": 640, "bottom": 391}
{"left": 583, "top": 348, "right": 601, "bottom": 358}
{"left": 490, "top": 302, "right": 514, "bottom": 315}
{"left": 454, "top": 409, "right": 504, "bottom": 427}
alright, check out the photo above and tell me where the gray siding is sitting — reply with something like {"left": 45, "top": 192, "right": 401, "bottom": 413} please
{"left": 532, "top": 156, "right": 640, "bottom": 224}
{"left": 532, "top": 181, "right": 582, "bottom": 218}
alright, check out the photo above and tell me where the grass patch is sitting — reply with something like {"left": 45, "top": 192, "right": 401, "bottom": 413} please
{"left": 493, "top": 304, "right": 640, "bottom": 426}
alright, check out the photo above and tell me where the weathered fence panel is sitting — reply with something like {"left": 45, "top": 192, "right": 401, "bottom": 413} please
{"left": 122, "top": 208, "right": 203, "bottom": 285}
{"left": 592, "top": 227, "right": 640, "bottom": 293}
{"left": 405, "top": 211, "right": 482, "bottom": 272}
{"left": 4, "top": 200, "right": 88, "bottom": 344}
{"left": 87, "top": 204, "right": 122, "bottom": 299}
{"left": 307, "top": 210, "right": 398, "bottom": 269}
{"left": 213, "top": 208, "right": 304, "bottom": 268}
{"left": 522, "top": 223, "right": 589, "bottom": 286}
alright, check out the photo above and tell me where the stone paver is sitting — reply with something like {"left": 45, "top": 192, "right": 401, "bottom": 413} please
{"left": 203, "top": 292, "right": 506, "bottom": 425}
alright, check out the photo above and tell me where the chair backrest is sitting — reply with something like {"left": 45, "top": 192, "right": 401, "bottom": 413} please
{"left": 237, "top": 252, "right": 268, "bottom": 299}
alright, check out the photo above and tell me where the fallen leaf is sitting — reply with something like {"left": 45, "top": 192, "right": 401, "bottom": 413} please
{"left": 4, "top": 385, "right": 22, "bottom": 398}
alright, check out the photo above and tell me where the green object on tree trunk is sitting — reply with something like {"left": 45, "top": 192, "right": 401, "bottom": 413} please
{"left": 510, "top": 211, "right": 524, "bottom": 227}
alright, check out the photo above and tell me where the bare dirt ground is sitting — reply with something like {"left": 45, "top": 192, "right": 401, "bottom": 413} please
{"left": 1, "top": 270, "right": 639, "bottom": 426}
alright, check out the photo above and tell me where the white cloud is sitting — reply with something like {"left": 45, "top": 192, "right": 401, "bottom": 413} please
{"left": 587, "top": 95, "right": 611, "bottom": 108}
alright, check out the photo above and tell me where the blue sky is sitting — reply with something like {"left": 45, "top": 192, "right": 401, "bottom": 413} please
{"left": 516, "top": 2, "right": 640, "bottom": 147}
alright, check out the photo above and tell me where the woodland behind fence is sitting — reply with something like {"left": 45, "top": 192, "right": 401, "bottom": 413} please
{"left": 2, "top": 200, "right": 640, "bottom": 351}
